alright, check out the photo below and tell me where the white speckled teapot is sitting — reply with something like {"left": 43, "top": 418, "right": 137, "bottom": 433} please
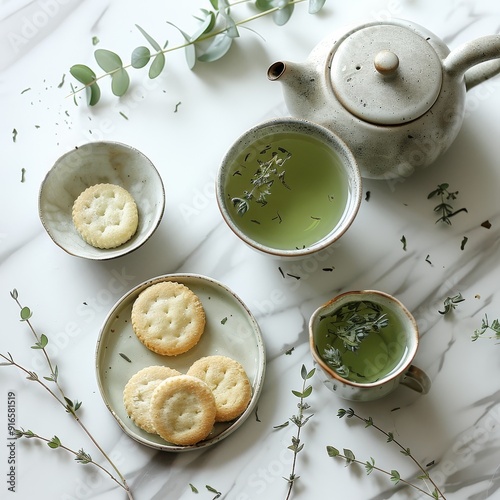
{"left": 268, "top": 19, "right": 500, "bottom": 179}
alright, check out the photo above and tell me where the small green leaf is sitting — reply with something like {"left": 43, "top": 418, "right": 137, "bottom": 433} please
{"left": 136, "top": 24, "right": 162, "bottom": 51}
{"left": 47, "top": 436, "right": 61, "bottom": 449}
{"left": 189, "top": 483, "right": 199, "bottom": 493}
{"left": 10, "top": 289, "right": 18, "bottom": 300}
{"left": 273, "top": 3, "right": 294, "bottom": 26}
{"left": 273, "top": 421, "right": 289, "bottom": 429}
{"left": 197, "top": 33, "right": 232, "bottom": 62}
{"left": 111, "top": 68, "right": 130, "bottom": 96}
{"left": 326, "top": 445, "right": 340, "bottom": 457}
{"left": 149, "top": 52, "right": 165, "bottom": 79}
{"left": 94, "top": 49, "right": 123, "bottom": 72}
{"left": 131, "top": 46, "right": 151, "bottom": 68}
{"left": 390, "top": 469, "right": 401, "bottom": 484}
{"left": 302, "top": 385, "right": 313, "bottom": 398}
{"left": 343, "top": 448, "right": 355, "bottom": 465}
{"left": 70, "top": 64, "right": 96, "bottom": 85}
{"left": 308, "top": 0, "right": 326, "bottom": 14}
{"left": 20, "top": 306, "right": 32, "bottom": 321}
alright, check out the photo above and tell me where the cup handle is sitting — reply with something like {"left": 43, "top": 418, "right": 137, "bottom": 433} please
{"left": 400, "top": 365, "right": 431, "bottom": 394}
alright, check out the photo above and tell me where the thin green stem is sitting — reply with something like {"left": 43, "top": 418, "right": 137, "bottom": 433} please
{"left": 9, "top": 294, "right": 133, "bottom": 500}
{"left": 334, "top": 452, "right": 436, "bottom": 498}
{"left": 350, "top": 412, "right": 446, "bottom": 499}
{"left": 17, "top": 431, "right": 126, "bottom": 490}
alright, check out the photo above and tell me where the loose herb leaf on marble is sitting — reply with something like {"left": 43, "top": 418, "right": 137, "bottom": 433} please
{"left": 471, "top": 314, "right": 500, "bottom": 341}
{"left": 69, "top": 0, "right": 326, "bottom": 105}
{"left": 1, "top": 290, "right": 133, "bottom": 499}
{"left": 438, "top": 293, "right": 464, "bottom": 315}
{"left": 330, "top": 408, "right": 446, "bottom": 499}
{"left": 427, "top": 183, "right": 468, "bottom": 225}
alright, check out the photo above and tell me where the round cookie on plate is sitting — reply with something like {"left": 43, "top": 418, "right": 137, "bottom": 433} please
{"left": 123, "top": 365, "right": 181, "bottom": 435}
{"left": 150, "top": 374, "right": 216, "bottom": 446}
{"left": 131, "top": 281, "right": 206, "bottom": 356}
{"left": 187, "top": 355, "right": 252, "bottom": 422}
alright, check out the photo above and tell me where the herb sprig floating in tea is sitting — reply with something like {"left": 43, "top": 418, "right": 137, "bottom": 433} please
{"left": 231, "top": 144, "right": 292, "bottom": 216}
{"left": 318, "top": 300, "right": 389, "bottom": 379}
{"left": 328, "top": 408, "right": 447, "bottom": 499}
{"left": 427, "top": 183, "right": 468, "bottom": 225}
{"left": 274, "top": 365, "right": 315, "bottom": 500}
{"left": 69, "top": 0, "right": 327, "bottom": 105}
{"left": 0, "top": 290, "right": 134, "bottom": 499}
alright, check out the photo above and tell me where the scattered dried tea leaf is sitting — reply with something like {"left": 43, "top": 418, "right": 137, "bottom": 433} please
{"left": 481, "top": 220, "right": 492, "bottom": 229}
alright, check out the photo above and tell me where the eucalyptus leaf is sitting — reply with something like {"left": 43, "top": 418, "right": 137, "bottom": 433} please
{"left": 135, "top": 24, "right": 162, "bottom": 51}
{"left": 149, "top": 52, "right": 165, "bottom": 79}
{"left": 197, "top": 33, "right": 233, "bottom": 62}
{"left": 255, "top": 0, "right": 274, "bottom": 10}
{"left": 94, "top": 49, "right": 123, "bottom": 72}
{"left": 131, "top": 46, "right": 151, "bottom": 68}
{"left": 273, "top": 3, "right": 294, "bottom": 26}
{"left": 111, "top": 68, "right": 130, "bottom": 96}
{"left": 219, "top": 0, "right": 239, "bottom": 38}
{"left": 308, "top": 0, "right": 326, "bottom": 14}
{"left": 87, "top": 83, "right": 101, "bottom": 106}
{"left": 69, "top": 64, "right": 96, "bottom": 85}
{"left": 190, "top": 11, "right": 215, "bottom": 41}
{"left": 167, "top": 22, "right": 196, "bottom": 69}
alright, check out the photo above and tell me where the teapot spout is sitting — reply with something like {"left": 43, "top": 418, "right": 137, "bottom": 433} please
{"left": 267, "top": 61, "right": 289, "bottom": 81}
{"left": 267, "top": 60, "right": 321, "bottom": 114}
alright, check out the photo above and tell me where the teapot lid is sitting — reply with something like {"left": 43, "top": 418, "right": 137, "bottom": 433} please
{"left": 330, "top": 24, "right": 442, "bottom": 125}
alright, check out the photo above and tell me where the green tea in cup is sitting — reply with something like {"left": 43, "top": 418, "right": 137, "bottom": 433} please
{"left": 216, "top": 118, "right": 361, "bottom": 258}
{"left": 309, "top": 290, "right": 431, "bottom": 401}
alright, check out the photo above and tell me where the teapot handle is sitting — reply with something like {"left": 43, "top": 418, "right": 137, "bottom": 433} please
{"left": 443, "top": 35, "right": 500, "bottom": 91}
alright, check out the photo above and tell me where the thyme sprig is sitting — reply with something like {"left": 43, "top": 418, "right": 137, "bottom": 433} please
{"left": 328, "top": 408, "right": 446, "bottom": 499}
{"left": 318, "top": 301, "right": 388, "bottom": 378}
{"left": 1, "top": 290, "right": 133, "bottom": 499}
{"left": 427, "top": 183, "right": 468, "bottom": 225}
{"left": 232, "top": 145, "right": 292, "bottom": 215}
{"left": 274, "top": 365, "right": 315, "bottom": 500}
{"left": 70, "top": 0, "right": 326, "bottom": 105}
{"left": 472, "top": 314, "right": 500, "bottom": 341}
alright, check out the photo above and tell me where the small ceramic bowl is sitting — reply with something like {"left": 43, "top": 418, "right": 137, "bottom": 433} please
{"left": 39, "top": 141, "right": 165, "bottom": 260}
{"left": 216, "top": 118, "right": 362, "bottom": 258}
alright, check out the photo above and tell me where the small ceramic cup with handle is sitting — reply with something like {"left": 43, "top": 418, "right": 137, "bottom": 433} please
{"left": 216, "top": 117, "right": 362, "bottom": 258}
{"left": 309, "top": 290, "right": 431, "bottom": 401}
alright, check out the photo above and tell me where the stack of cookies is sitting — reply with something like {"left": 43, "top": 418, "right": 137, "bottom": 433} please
{"left": 123, "top": 280, "right": 252, "bottom": 446}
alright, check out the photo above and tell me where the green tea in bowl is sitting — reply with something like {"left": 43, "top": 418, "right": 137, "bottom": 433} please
{"left": 216, "top": 118, "right": 362, "bottom": 258}
{"left": 309, "top": 290, "right": 431, "bottom": 401}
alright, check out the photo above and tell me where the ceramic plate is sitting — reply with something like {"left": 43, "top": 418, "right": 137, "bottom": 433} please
{"left": 95, "top": 274, "right": 266, "bottom": 452}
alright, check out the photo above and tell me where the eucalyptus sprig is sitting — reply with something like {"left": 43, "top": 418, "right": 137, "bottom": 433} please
{"left": 1, "top": 290, "right": 133, "bottom": 499}
{"left": 471, "top": 314, "right": 500, "bottom": 342}
{"left": 427, "top": 183, "right": 468, "bottom": 225}
{"left": 70, "top": 0, "right": 326, "bottom": 105}
{"left": 274, "top": 365, "right": 315, "bottom": 500}
{"left": 327, "top": 408, "right": 446, "bottom": 499}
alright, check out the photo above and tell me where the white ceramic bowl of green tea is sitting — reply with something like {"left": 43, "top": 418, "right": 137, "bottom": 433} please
{"left": 309, "top": 290, "right": 431, "bottom": 401}
{"left": 39, "top": 141, "right": 165, "bottom": 260}
{"left": 216, "top": 118, "right": 362, "bottom": 258}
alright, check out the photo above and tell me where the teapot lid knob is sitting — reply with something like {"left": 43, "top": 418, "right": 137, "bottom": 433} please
{"left": 374, "top": 50, "right": 399, "bottom": 75}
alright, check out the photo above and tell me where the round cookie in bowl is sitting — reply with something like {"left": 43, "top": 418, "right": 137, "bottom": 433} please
{"left": 38, "top": 141, "right": 165, "bottom": 260}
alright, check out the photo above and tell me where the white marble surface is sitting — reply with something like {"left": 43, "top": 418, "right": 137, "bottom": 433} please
{"left": 2, "top": 1, "right": 500, "bottom": 499}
